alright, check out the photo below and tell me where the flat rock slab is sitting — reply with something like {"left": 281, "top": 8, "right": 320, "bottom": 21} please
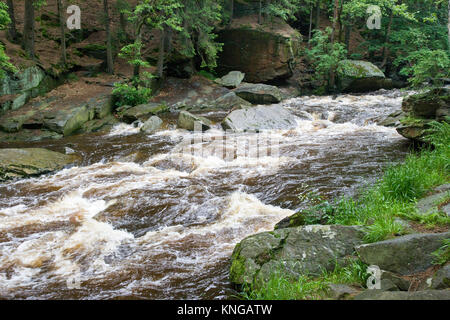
{"left": 120, "top": 103, "right": 169, "bottom": 124}
{"left": 222, "top": 105, "right": 297, "bottom": 132}
{"left": 0, "top": 148, "right": 79, "bottom": 182}
{"left": 230, "top": 225, "right": 366, "bottom": 288}
{"left": 215, "top": 71, "right": 245, "bottom": 88}
{"left": 356, "top": 231, "right": 450, "bottom": 275}
{"left": 233, "top": 83, "right": 283, "bottom": 105}
{"left": 354, "top": 289, "right": 450, "bottom": 300}
{"left": 177, "top": 111, "right": 212, "bottom": 131}
{"left": 416, "top": 184, "right": 450, "bottom": 217}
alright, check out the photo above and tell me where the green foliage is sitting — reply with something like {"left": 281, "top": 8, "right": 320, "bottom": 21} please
{"left": 112, "top": 82, "right": 152, "bottom": 108}
{"left": 0, "top": 2, "right": 16, "bottom": 79}
{"left": 306, "top": 28, "right": 347, "bottom": 89}
{"left": 241, "top": 260, "right": 368, "bottom": 300}
{"left": 432, "top": 239, "right": 450, "bottom": 265}
{"left": 401, "top": 50, "right": 450, "bottom": 88}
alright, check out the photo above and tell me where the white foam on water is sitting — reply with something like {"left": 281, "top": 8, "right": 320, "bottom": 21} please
{"left": 108, "top": 123, "right": 141, "bottom": 136}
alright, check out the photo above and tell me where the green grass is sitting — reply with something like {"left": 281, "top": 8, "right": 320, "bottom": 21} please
{"left": 240, "top": 260, "right": 368, "bottom": 300}
{"left": 299, "top": 121, "right": 450, "bottom": 242}
{"left": 432, "top": 239, "right": 450, "bottom": 265}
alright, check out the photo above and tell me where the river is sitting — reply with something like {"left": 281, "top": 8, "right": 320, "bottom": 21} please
{"left": 0, "top": 89, "right": 412, "bottom": 299}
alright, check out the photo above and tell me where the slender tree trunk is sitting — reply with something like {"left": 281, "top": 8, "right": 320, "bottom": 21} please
{"left": 157, "top": 27, "right": 167, "bottom": 78}
{"left": 315, "top": 1, "right": 320, "bottom": 28}
{"left": 23, "top": 0, "right": 35, "bottom": 59}
{"left": 133, "top": 24, "right": 143, "bottom": 80}
{"left": 338, "top": 0, "right": 344, "bottom": 43}
{"left": 258, "top": 0, "right": 262, "bottom": 24}
{"left": 230, "top": 0, "right": 234, "bottom": 25}
{"left": 103, "top": 0, "right": 114, "bottom": 74}
{"left": 344, "top": 24, "right": 351, "bottom": 55}
{"left": 381, "top": 10, "right": 394, "bottom": 69}
{"left": 6, "top": 0, "right": 17, "bottom": 42}
{"left": 119, "top": 12, "right": 128, "bottom": 42}
{"left": 308, "top": 4, "right": 313, "bottom": 44}
{"left": 57, "top": 0, "right": 67, "bottom": 65}
{"left": 329, "top": 0, "right": 339, "bottom": 90}
{"left": 448, "top": 0, "right": 450, "bottom": 53}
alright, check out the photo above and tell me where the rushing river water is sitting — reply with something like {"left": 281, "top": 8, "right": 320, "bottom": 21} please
{"left": 0, "top": 89, "right": 412, "bottom": 299}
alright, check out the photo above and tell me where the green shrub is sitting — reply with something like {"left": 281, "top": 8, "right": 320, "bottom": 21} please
{"left": 112, "top": 83, "right": 152, "bottom": 108}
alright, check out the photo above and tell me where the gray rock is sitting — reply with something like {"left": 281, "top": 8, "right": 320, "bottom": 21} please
{"left": 431, "top": 264, "right": 450, "bottom": 289}
{"left": 222, "top": 105, "right": 297, "bottom": 132}
{"left": 229, "top": 225, "right": 366, "bottom": 288}
{"left": 0, "top": 148, "right": 79, "bottom": 182}
{"left": 326, "top": 284, "right": 360, "bottom": 300}
{"left": 379, "top": 279, "right": 400, "bottom": 291}
{"left": 43, "top": 105, "right": 93, "bottom": 136}
{"left": 337, "top": 60, "right": 386, "bottom": 93}
{"left": 215, "top": 71, "right": 245, "bottom": 88}
{"left": 120, "top": 103, "right": 169, "bottom": 123}
{"left": 381, "top": 270, "right": 411, "bottom": 291}
{"left": 177, "top": 111, "right": 212, "bottom": 131}
{"left": 233, "top": 83, "right": 283, "bottom": 105}
{"left": 416, "top": 188, "right": 450, "bottom": 217}
{"left": 141, "top": 116, "right": 163, "bottom": 134}
{"left": 354, "top": 289, "right": 450, "bottom": 300}
{"left": 356, "top": 232, "right": 450, "bottom": 275}
{"left": 211, "top": 92, "right": 252, "bottom": 110}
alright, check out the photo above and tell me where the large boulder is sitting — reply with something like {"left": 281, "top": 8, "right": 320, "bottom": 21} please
{"left": 233, "top": 83, "right": 283, "bottom": 104}
{"left": 215, "top": 71, "right": 245, "bottom": 88}
{"left": 141, "top": 116, "right": 163, "bottom": 134}
{"left": 0, "top": 148, "right": 79, "bottom": 182}
{"left": 42, "top": 104, "right": 93, "bottom": 136}
{"left": 355, "top": 232, "right": 450, "bottom": 275}
{"left": 337, "top": 60, "right": 388, "bottom": 93}
{"left": 216, "top": 18, "right": 301, "bottom": 83}
{"left": 229, "top": 225, "right": 366, "bottom": 288}
{"left": 177, "top": 111, "right": 212, "bottom": 131}
{"left": 222, "top": 105, "right": 297, "bottom": 132}
{"left": 210, "top": 92, "right": 252, "bottom": 110}
{"left": 396, "top": 88, "right": 450, "bottom": 142}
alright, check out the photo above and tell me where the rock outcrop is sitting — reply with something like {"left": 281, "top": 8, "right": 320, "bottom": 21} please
{"left": 177, "top": 111, "right": 212, "bottom": 131}
{"left": 229, "top": 225, "right": 366, "bottom": 288}
{"left": 396, "top": 88, "right": 450, "bottom": 142}
{"left": 215, "top": 71, "right": 245, "bottom": 88}
{"left": 216, "top": 18, "right": 301, "bottom": 83}
{"left": 0, "top": 148, "right": 80, "bottom": 182}
{"left": 221, "top": 105, "right": 297, "bottom": 132}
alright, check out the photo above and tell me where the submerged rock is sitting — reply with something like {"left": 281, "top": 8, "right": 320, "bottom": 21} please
{"left": 222, "top": 105, "right": 297, "bottom": 132}
{"left": 177, "top": 111, "right": 212, "bottom": 131}
{"left": 229, "top": 225, "right": 366, "bottom": 288}
{"left": 355, "top": 231, "right": 450, "bottom": 275}
{"left": 234, "top": 83, "right": 283, "bottom": 105}
{"left": 0, "top": 148, "right": 79, "bottom": 182}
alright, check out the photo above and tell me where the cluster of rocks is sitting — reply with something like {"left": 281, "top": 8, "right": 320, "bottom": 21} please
{"left": 230, "top": 222, "right": 450, "bottom": 300}
{"left": 380, "top": 87, "right": 450, "bottom": 142}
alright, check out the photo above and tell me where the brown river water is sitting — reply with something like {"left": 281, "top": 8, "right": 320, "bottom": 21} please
{"left": 0, "top": 90, "right": 412, "bottom": 299}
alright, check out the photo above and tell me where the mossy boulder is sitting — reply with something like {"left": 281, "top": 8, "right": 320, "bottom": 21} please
{"left": 230, "top": 225, "right": 366, "bottom": 288}
{"left": 0, "top": 148, "right": 80, "bottom": 182}
{"left": 396, "top": 88, "right": 450, "bottom": 142}
{"left": 337, "top": 60, "right": 387, "bottom": 93}
{"left": 120, "top": 103, "right": 169, "bottom": 124}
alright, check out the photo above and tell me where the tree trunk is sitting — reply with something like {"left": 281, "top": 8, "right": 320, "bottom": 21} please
{"left": 23, "top": 0, "right": 35, "bottom": 59}
{"left": 308, "top": 4, "right": 313, "bottom": 44}
{"left": 258, "top": 0, "right": 262, "bottom": 24}
{"left": 133, "top": 24, "right": 143, "bottom": 80}
{"left": 157, "top": 27, "right": 167, "bottom": 78}
{"left": 448, "top": 0, "right": 450, "bottom": 53}
{"left": 314, "top": 1, "right": 320, "bottom": 28}
{"left": 57, "top": 0, "right": 67, "bottom": 65}
{"left": 103, "top": 0, "right": 114, "bottom": 74}
{"left": 329, "top": 0, "right": 339, "bottom": 90}
{"left": 6, "top": 0, "right": 17, "bottom": 42}
{"left": 230, "top": 0, "right": 234, "bottom": 25}
{"left": 381, "top": 10, "right": 394, "bottom": 69}
{"left": 344, "top": 24, "right": 351, "bottom": 55}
